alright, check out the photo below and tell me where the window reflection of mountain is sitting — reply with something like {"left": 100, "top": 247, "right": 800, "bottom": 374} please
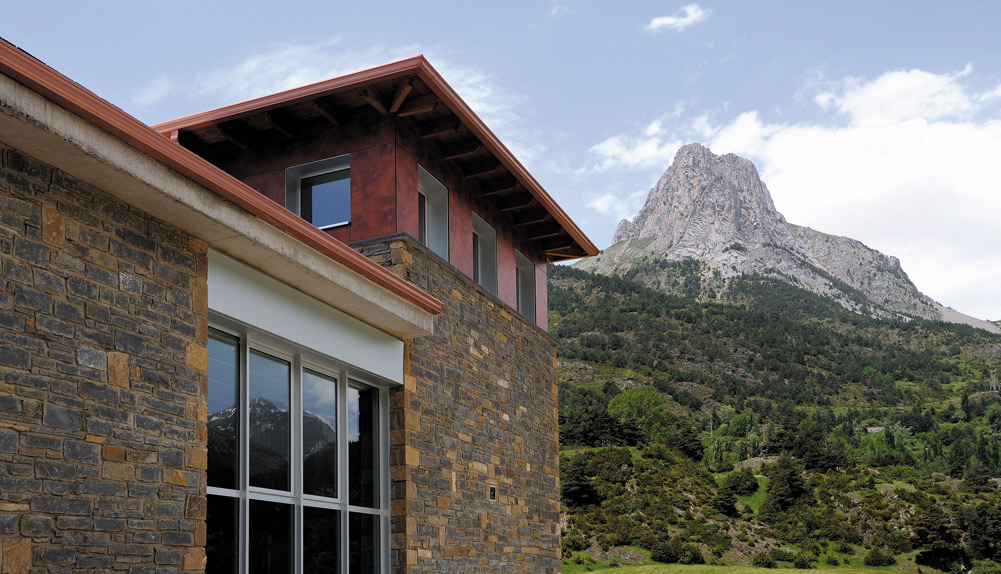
{"left": 208, "top": 398, "right": 339, "bottom": 494}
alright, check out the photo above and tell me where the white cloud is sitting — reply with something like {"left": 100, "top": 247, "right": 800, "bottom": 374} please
{"left": 132, "top": 74, "right": 174, "bottom": 108}
{"left": 584, "top": 66, "right": 1001, "bottom": 319}
{"left": 817, "top": 65, "right": 978, "bottom": 127}
{"left": 133, "top": 38, "right": 543, "bottom": 164}
{"left": 645, "top": 4, "right": 710, "bottom": 33}
{"left": 548, "top": 4, "right": 572, "bottom": 18}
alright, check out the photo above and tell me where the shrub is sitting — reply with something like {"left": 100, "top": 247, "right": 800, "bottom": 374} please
{"left": 679, "top": 543, "right": 705, "bottom": 565}
{"left": 825, "top": 554, "right": 840, "bottom": 566}
{"left": 752, "top": 551, "right": 777, "bottom": 568}
{"left": 864, "top": 548, "right": 897, "bottom": 567}
{"left": 971, "top": 560, "right": 1001, "bottom": 574}
{"left": 794, "top": 553, "right": 815, "bottom": 569}
{"left": 770, "top": 548, "right": 795, "bottom": 562}
{"left": 651, "top": 538, "right": 682, "bottom": 563}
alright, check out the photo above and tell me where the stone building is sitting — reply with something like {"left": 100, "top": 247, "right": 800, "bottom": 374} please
{"left": 0, "top": 39, "right": 596, "bottom": 574}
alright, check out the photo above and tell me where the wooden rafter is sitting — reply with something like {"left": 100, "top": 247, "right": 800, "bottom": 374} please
{"left": 397, "top": 93, "right": 438, "bottom": 117}
{"left": 498, "top": 195, "right": 535, "bottom": 212}
{"left": 480, "top": 176, "right": 517, "bottom": 196}
{"left": 213, "top": 123, "right": 247, "bottom": 150}
{"left": 440, "top": 139, "right": 480, "bottom": 160}
{"left": 311, "top": 99, "right": 342, "bottom": 126}
{"left": 359, "top": 88, "right": 388, "bottom": 114}
{"left": 262, "top": 112, "right": 293, "bottom": 139}
{"left": 514, "top": 210, "right": 550, "bottom": 226}
{"left": 388, "top": 78, "right": 414, "bottom": 114}
{"left": 461, "top": 157, "right": 501, "bottom": 178}
{"left": 420, "top": 117, "right": 460, "bottom": 138}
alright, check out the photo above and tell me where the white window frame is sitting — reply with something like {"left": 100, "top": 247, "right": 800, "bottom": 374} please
{"left": 471, "top": 212, "right": 497, "bottom": 296}
{"left": 417, "top": 166, "right": 448, "bottom": 260}
{"left": 207, "top": 316, "right": 391, "bottom": 574}
{"left": 515, "top": 249, "right": 536, "bottom": 323}
{"left": 285, "top": 154, "right": 351, "bottom": 230}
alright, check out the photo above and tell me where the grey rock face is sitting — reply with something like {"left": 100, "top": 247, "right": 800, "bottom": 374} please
{"left": 581, "top": 143, "right": 997, "bottom": 332}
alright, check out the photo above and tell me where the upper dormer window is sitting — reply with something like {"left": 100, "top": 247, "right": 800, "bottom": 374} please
{"left": 417, "top": 166, "right": 448, "bottom": 259}
{"left": 285, "top": 155, "right": 350, "bottom": 229}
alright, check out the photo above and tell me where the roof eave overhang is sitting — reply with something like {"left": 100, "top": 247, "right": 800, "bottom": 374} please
{"left": 152, "top": 56, "right": 599, "bottom": 262}
{"left": 0, "top": 40, "right": 441, "bottom": 339}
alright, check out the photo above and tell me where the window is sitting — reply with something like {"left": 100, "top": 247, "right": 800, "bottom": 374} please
{"left": 515, "top": 249, "right": 535, "bottom": 323}
{"left": 207, "top": 324, "right": 387, "bottom": 574}
{"left": 417, "top": 166, "right": 448, "bottom": 259}
{"left": 285, "top": 155, "right": 350, "bottom": 229}
{"left": 471, "top": 213, "right": 496, "bottom": 295}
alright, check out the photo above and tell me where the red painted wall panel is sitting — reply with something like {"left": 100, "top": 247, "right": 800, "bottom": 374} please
{"left": 396, "top": 150, "right": 420, "bottom": 242}
{"left": 349, "top": 144, "right": 397, "bottom": 241}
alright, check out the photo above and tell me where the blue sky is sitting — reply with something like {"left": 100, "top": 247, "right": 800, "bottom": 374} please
{"left": 4, "top": 1, "right": 1000, "bottom": 320}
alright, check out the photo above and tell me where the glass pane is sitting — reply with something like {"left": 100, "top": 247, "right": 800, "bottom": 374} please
{"left": 348, "top": 512, "right": 379, "bottom": 574}
{"left": 249, "top": 350, "right": 290, "bottom": 491}
{"left": 303, "top": 369, "right": 338, "bottom": 498}
{"left": 418, "top": 191, "right": 427, "bottom": 245}
{"left": 304, "top": 506, "right": 341, "bottom": 574}
{"left": 206, "top": 495, "right": 239, "bottom": 574}
{"left": 249, "top": 499, "right": 292, "bottom": 574}
{"left": 303, "top": 170, "right": 350, "bottom": 228}
{"left": 207, "top": 331, "right": 239, "bottom": 490}
{"left": 348, "top": 381, "right": 379, "bottom": 508}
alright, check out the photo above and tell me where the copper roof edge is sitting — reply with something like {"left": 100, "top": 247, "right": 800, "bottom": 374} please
{"left": 0, "top": 38, "right": 443, "bottom": 317}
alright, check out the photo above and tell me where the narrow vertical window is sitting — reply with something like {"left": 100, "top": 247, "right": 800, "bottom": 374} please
{"left": 515, "top": 249, "right": 536, "bottom": 323}
{"left": 471, "top": 212, "right": 497, "bottom": 295}
{"left": 207, "top": 332, "right": 240, "bottom": 489}
{"left": 348, "top": 381, "right": 380, "bottom": 508}
{"left": 302, "top": 369, "right": 338, "bottom": 498}
{"left": 248, "top": 350, "right": 291, "bottom": 491}
{"left": 417, "top": 166, "right": 448, "bottom": 259}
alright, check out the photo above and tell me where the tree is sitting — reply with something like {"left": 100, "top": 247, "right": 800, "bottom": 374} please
{"left": 607, "top": 386, "right": 671, "bottom": 445}
{"left": 909, "top": 505, "right": 961, "bottom": 551}
{"left": 761, "top": 453, "right": 807, "bottom": 518}
{"left": 560, "top": 451, "right": 599, "bottom": 507}
{"left": 963, "top": 502, "right": 1001, "bottom": 561}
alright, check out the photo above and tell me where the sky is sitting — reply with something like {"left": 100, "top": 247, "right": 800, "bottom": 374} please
{"left": 4, "top": 1, "right": 1000, "bottom": 320}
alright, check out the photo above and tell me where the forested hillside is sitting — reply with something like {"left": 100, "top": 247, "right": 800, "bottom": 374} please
{"left": 551, "top": 264, "right": 1001, "bottom": 572}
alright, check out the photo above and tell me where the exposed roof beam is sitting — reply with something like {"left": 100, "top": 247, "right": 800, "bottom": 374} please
{"left": 311, "top": 99, "right": 342, "bottom": 126}
{"left": 419, "top": 117, "right": 460, "bottom": 138}
{"left": 538, "top": 236, "right": 577, "bottom": 252}
{"left": 440, "top": 139, "right": 480, "bottom": 160}
{"left": 514, "top": 210, "right": 550, "bottom": 226}
{"left": 480, "top": 176, "right": 517, "bottom": 196}
{"left": 359, "top": 88, "right": 388, "bottom": 114}
{"left": 388, "top": 78, "right": 414, "bottom": 114}
{"left": 213, "top": 123, "right": 247, "bottom": 150}
{"left": 461, "top": 158, "right": 501, "bottom": 179}
{"left": 498, "top": 196, "right": 535, "bottom": 212}
{"left": 397, "top": 93, "right": 437, "bottom": 117}
{"left": 262, "top": 112, "right": 294, "bottom": 139}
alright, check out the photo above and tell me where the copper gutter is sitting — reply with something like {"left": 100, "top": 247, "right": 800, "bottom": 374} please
{"left": 152, "top": 56, "right": 600, "bottom": 259}
{"left": 0, "top": 39, "right": 443, "bottom": 316}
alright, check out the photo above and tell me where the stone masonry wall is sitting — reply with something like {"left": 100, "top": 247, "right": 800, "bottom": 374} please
{"left": 0, "top": 144, "right": 209, "bottom": 574}
{"left": 354, "top": 235, "right": 561, "bottom": 574}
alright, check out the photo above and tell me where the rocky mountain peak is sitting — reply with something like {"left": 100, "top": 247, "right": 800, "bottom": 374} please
{"left": 613, "top": 143, "right": 790, "bottom": 257}
{"left": 583, "top": 143, "right": 998, "bottom": 333}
